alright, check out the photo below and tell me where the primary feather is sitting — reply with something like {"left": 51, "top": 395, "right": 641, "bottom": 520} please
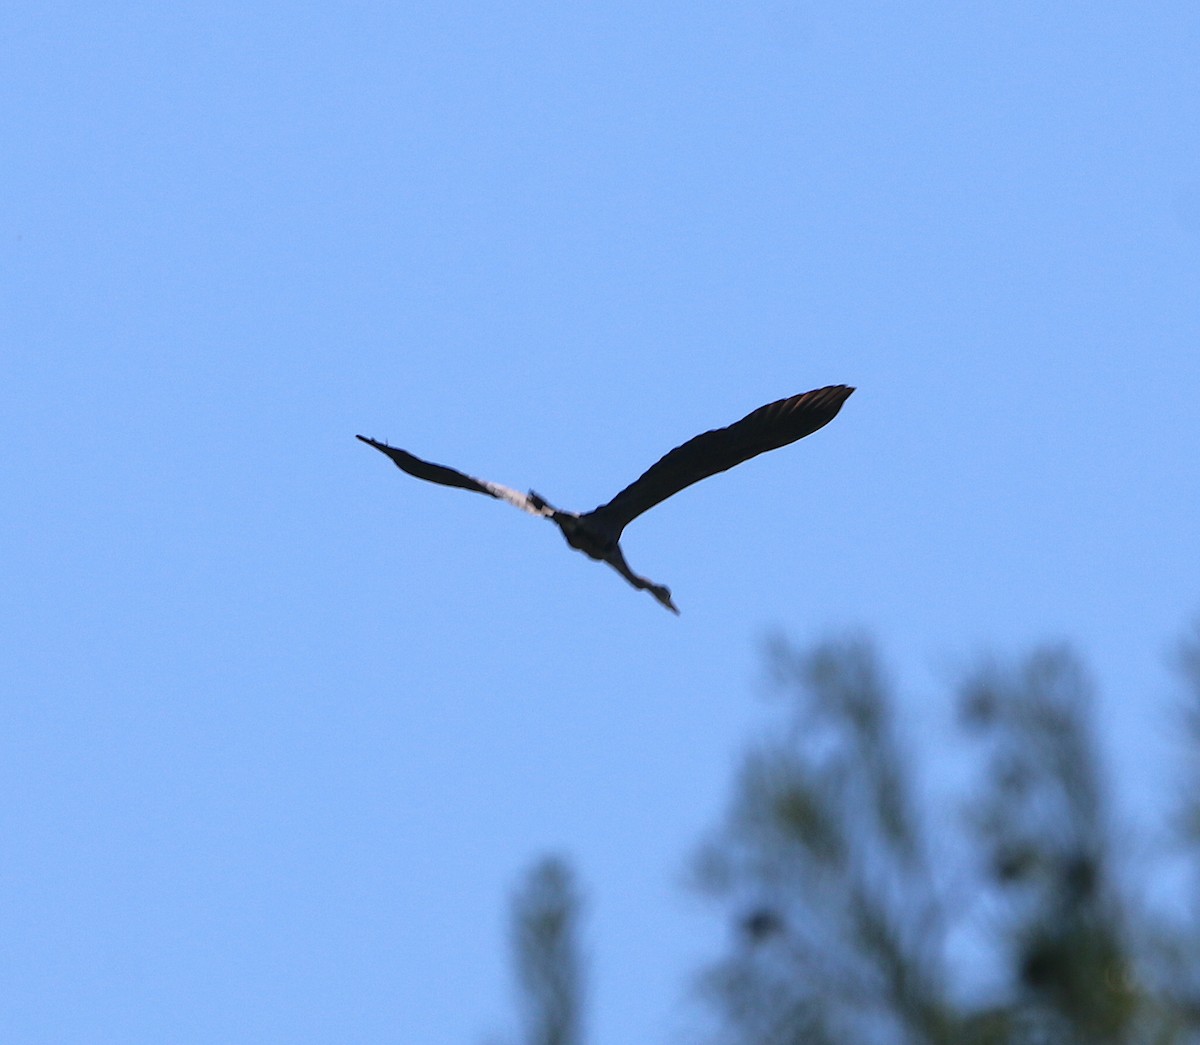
{"left": 353, "top": 436, "right": 550, "bottom": 516}
{"left": 584, "top": 385, "right": 854, "bottom": 533}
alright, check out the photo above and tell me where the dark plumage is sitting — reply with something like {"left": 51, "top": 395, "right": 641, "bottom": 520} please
{"left": 358, "top": 384, "right": 854, "bottom": 613}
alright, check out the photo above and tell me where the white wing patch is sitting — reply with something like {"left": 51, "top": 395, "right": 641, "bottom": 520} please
{"left": 478, "top": 479, "right": 554, "bottom": 517}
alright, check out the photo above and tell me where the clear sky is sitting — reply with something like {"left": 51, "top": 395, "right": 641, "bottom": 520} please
{"left": 4, "top": 3, "right": 1198, "bottom": 1042}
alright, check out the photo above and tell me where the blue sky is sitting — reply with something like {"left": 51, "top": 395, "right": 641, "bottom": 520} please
{"left": 3, "top": 2, "right": 1198, "bottom": 1041}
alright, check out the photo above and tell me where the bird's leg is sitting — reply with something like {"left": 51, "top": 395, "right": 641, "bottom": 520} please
{"left": 602, "top": 545, "right": 679, "bottom": 615}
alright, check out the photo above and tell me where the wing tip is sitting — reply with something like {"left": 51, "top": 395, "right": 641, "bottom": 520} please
{"left": 817, "top": 383, "right": 855, "bottom": 409}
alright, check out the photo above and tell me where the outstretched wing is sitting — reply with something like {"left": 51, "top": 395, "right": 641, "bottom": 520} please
{"left": 584, "top": 384, "right": 854, "bottom": 533}
{"left": 356, "top": 435, "right": 551, "bottom": 516}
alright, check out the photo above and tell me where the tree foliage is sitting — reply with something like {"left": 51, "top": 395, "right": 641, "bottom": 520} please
{"left": 694, "top": 635, "right": 1200, "bottom": 1045}
{"left": 501, "top": 623, "right": 1200, "bottom": 1044}
{"left": 508, "top": 856, "right": 584, "bottom": 1045}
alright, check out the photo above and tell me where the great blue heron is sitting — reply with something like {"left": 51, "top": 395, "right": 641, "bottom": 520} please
{"left": 358, "top": 384, "right": 853, "bottom": 613}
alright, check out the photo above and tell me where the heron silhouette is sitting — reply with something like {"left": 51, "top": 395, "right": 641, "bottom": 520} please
{"left": 357, "top": 384, "right": 853, "bottom": 613}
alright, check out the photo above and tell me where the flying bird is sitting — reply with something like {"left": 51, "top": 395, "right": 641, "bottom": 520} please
{"left": 357, "top": 384, "right": 853, "bottom": 614}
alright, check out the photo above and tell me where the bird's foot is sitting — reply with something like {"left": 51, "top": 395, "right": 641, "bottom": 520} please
{"left": 650, "top": 584, "right": 680, "bottom": 615}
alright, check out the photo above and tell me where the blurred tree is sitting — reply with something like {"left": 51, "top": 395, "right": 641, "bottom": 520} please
{"left": 958, "top": 649, "right": 1146, "bottom": 1044}
{"left": 495, "top": 624, "right": 1200, "bottom": 1044}
{"left": 692, "top": 636, "right": 962, "bottom": 1044}
{"left": 1160, "top": 619, "right": 1200, "bottom": 1029}
{"left": 508, "top": 856, "right": 585, "bottom": 1045}
{"left": 1178, "top": 620, "right": 1200, "bottom": 846}
{"left": 692, "top": 636, "right": 1199, "bottom": 1044}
